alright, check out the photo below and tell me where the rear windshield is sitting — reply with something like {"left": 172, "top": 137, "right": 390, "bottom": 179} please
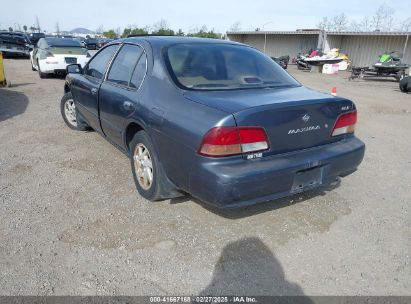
{"left": 166, "top": 43, "right": 300, "bottom": 90}
{"left": 45, "top": 38, "right": 81, "bottom": 47}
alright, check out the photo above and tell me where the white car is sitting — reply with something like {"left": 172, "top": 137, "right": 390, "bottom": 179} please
{"left": 31, "top": 37, "right": 91, "bottom": 78}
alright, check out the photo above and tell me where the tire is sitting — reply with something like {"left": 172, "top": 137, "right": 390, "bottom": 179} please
{"left": 399, "top": 76, "right": 410, "bottom": 93}
{"left": 129, "top": 131, "right": 168, "bottom": 201}
{"left": 31, "top": 59, "right": 36, "bottom": 71}
{"left": 60, "top": 92, "right": 89, "bottom": 131}
{"left": 37, "top": 59, "right": 46, "bottom": 78}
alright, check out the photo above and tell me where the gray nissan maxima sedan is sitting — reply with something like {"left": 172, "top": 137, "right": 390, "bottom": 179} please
{"left": 61, "top": 36, "right": 365, "bottom": 208}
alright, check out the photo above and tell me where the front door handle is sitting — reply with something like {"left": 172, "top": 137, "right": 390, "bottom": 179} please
{"left": 123, "top": 101, "right": 135, "bottom": 111}
{"left": 91, "top": 88, "right": 97, "bottom": 95}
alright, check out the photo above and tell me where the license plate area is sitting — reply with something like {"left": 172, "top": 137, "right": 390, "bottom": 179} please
{"left": 65, "top": 57, "right": 77, "bottom": 64}
{"left": 291, "top": 166, "right": 323, "bottom": 193}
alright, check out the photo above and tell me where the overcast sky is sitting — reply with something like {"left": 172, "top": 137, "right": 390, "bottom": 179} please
{"left": 2, "top": 0, "right": 410, "bottom": 33}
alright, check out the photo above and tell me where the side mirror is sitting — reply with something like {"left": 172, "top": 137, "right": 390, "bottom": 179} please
{"left": 66, "top": 64, "right": 82, "bottom": 74}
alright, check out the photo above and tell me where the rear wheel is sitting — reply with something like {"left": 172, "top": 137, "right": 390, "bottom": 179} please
{"left": 129, "top": 131, "right": 168, "bottom": 201}
{"left": 37, "top": 60, "right": 46, "bottom": 78}
{"left": 60, "top": 92, "right": 89, "bottom": 131}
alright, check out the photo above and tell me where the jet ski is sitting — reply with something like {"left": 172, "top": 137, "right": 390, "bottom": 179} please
{"left": 350, "top": 52, "right": 409, "bottom": 82}
{"left": 296, "top": 49, "right": 344, "bottom": 71}
{"left": 373, "top": 51, "right": 409, "bottom": 72}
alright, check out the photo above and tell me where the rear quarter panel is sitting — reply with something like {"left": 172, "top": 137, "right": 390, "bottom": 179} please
{"left": 138, "top": 42, "right": 235, "bottom": 191}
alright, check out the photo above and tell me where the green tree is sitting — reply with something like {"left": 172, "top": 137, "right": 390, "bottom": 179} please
{"left": 151, "top": 19, "right": 174, "bottom": 36}
{"left": 176, "top": 29, "right": 185, "bottom": 36}
{"left": 8, "top": 27, "right": 13, "bottom": 32}
{"left": 122, "top": 28, "right": 132, "bottom": 38}
{"left": 103, "top": 29, "right": 117, "bottom": 39}
{"left": 122, "top": 27, "right": 149, "bottom": 37}
{"left": 152, "top": 28, "right": 175, "bottom": 36}
{"left": 23, "top": 25, "right": 28, "bottom": 32}
{"left": 130, "top": 27, "right": 149, "bottom": 36}
{"left": 188, "top": 26, "right": 220, "bottom": 39}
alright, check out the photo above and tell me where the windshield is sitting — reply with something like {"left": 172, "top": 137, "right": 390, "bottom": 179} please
{"left": 166, "top": 43, "right": 300, "bottom": 90}
{"left": 45, "top": 38, "right": 81, "bottom": 47}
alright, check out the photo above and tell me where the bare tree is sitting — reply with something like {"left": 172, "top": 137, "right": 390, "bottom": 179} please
{"left": 360, "top": 16, "right": 373, "bottom": 31}
{"left": 399, "top": 17, "right": 411, "bottom": 31}
{"left": 331, "top": 13, "right": 348, "bottom": 31}
{"left": 152, "top": 19, "right": 169, "bottom": 32}
{"left": 350, "top": 16, "right": 373, "bottom": 32}
{"left": 372, "top": 4, "right": 394, "bottom": 31}
{"left": 95, "top": 24, "right": 104, "bottom": 35}
{"left": 317, "top": 17, "right": 331, "bottom": 31}
{"left": 229, "top": 22, "right": 242, "bottom": 32}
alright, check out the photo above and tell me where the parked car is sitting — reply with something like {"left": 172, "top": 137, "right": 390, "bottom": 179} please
{"left": 31, "top": 37, "right": 91, "bottom": 78}
{"left": 73, "top": 37, "right": 87, "bottom": 48}
{"left": 85, "top": 38, "right": 98, "bottom": 50}
{"left": 0, "top": 31, "right": 32, "bottom": 58}
{"left": 28, "top": 32, "right": 46, "bottom": 45}
{"left": 96, "top": 38, "right": 112, "bottom": 49}
{"left": 61, "top": 36, "right": 365, "bottom": 208}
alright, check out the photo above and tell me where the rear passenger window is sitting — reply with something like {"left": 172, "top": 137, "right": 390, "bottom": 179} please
{"left": 107, "top": 44, "right": 143, "bottom": 87}
{"left": 85, "top": 44, "right": 118, "bottom": 80}
{"left": 130, "top": 52, "right": 147, "bottom": 89}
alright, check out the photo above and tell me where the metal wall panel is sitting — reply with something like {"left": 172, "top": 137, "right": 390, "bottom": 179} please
{"left": 228, "top": 33, "right": 411, "bottom": 68}
{"left": 227, "top": 34, "right": 319, "bottom": 59}
{"left": 326, "top": 34, "right": 411, "bottom": 67}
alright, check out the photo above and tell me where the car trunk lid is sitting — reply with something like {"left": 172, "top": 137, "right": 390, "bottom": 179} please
{"left": 185, "top": 86, "right": 356, "bottom": 155}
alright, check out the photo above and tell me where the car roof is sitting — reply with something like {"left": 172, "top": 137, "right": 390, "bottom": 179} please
{"left": 121, "top": 36, "right": 243, "bottom": 47}
{"left": 0, "top": 31, "right": 26, "bottom": 36}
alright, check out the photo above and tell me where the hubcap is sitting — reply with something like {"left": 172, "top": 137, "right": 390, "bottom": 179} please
{"left": 133, "top": 143, "right": 153, "bottom": 190}
{"left": 64, "top": 99, "right": 77, "bottom": 127}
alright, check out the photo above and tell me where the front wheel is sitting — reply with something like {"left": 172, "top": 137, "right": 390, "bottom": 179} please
{"left": 60, "top": 92, "right": 89, "bottom": 131}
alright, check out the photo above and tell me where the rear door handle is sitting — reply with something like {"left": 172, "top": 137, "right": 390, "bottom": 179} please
{"left": 90, "top": 88, "right": 97, "bottom": 95}
{"left": 123, "top": 101, "right": 135, "bottom": 111}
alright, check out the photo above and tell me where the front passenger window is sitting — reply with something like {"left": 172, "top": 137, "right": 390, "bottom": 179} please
{"left": 84, "top": 45, "right": 118, "bottom": 80}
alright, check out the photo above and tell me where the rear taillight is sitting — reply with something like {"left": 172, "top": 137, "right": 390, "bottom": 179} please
{"left": 332, "top": 111, "right": 357, "bottom": 136}
{"left": 199, "top": 126, "right": 269, "bottom": 157}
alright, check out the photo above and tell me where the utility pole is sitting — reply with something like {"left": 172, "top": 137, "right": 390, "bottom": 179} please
{"left": 55, "top": 22, "right": 60, "bottom": 36}
{"left": 262, "top": 22, "right": 274, "bottom": 54}
{"left": 36, "top": 16, "right": 41, "bottom": 33}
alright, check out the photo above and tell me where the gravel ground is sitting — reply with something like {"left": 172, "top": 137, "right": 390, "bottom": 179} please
{"left": 0, "top": 59, "right": 410, "bottom": 296}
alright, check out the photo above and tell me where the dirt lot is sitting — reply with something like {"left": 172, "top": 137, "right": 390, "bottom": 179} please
{"left": 0, "top": 58, "right": 410, "bottom": 296}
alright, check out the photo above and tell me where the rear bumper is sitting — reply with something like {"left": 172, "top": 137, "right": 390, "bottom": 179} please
{"left": 39, "top": 56, "right": 89, "bottom": 74}
{"left": 189, "top": 136, "right": 365, "bottom": 208}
